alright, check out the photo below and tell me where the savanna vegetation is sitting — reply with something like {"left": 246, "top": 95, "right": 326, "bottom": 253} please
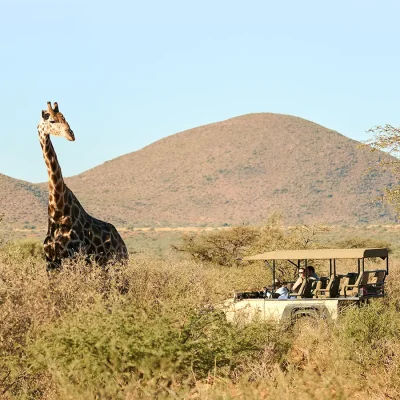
{"left": 1, "top": 219, "right": 400, "bottom": 400}
{"left": 364, "top": 124, "right": 400, "bottom": 217}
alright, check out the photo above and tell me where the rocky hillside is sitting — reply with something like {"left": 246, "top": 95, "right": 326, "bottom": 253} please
{"left": 65, "top": 113, "right": 397, "bottom": 226}
{"left": 0, "top": 173, "right": 47, "bottom": 228}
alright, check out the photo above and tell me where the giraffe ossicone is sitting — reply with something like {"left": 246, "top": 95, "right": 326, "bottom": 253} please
{"left": 38, "top": 101, "right": 128, "bottom": 270}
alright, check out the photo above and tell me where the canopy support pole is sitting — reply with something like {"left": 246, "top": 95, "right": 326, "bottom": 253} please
{"left": 272, "top": 260, "right": 276, "bottom": 291}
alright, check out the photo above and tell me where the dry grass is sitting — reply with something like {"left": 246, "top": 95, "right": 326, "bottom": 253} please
{"left": 1, "top": 227, "right": 400, "bottom": 399}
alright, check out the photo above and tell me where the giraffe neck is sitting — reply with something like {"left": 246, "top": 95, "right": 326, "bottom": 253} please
{"left": 38, "top": 128, "right": 67, "bottom": 215}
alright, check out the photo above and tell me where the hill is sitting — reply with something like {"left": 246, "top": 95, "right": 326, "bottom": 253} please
{"left": 64, "top": 113, "right": 397, "bottom": 226}
{"left": 1, "top": 113, "right": 398, "bottom": 228}
{"left": 0, "top": 173, "right": 47, "bottom": 228}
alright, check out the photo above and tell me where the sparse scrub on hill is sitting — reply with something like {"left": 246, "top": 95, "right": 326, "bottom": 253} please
{"left": 5, "top": 114, "right": 399, "bottom": 228}
{"left": 0, "top": 215, "right": 4, "bottom": 249}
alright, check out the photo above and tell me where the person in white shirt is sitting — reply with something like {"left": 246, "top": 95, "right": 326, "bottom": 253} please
{"left": 274, "top": 279, "right": 289, "bottom": 299}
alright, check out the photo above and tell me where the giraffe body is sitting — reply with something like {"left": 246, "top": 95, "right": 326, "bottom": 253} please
{"left": 38, "top": 102, "right": 128, "bottom": 270}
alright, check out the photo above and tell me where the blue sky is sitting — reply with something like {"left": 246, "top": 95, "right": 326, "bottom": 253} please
{"left": 1, "top": 0, "right": 400, "bottom": 183}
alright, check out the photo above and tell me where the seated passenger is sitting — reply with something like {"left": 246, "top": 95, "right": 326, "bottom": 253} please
{"left": 307, "top": 265, "right": 319, "bottom": 281}
{"left": 306, "top": 266, "right": 319, "bottom": 296}
{"left": 291, "top": 266, "right": 319, "bottom": 296}
{"left": 292, "top": 268, "right": 305, "bottom": 292}
{"left": 274, "top": 279, "right": 289, "bottom": 299}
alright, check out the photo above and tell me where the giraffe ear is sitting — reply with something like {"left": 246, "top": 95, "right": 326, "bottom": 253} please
{"left": 47, "top": 102, "right": 56, "bottom": 119}
{"left": 54, "top": 102, "right": 59, "bottom": 113}
{"left": 42, "top": 110, "right": 51, "bottom": 120}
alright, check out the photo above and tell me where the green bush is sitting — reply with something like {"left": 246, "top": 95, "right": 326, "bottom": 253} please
{"left": 175, "top": 216, "right": 326, "bottom": 269}
{"left": 336, "top": 299, "right": 400, "bottom": 365}
{"left": 1, "top": 239, "right": 45, "bottom": 262}
{"left": 26, "top": 306, "right": 285, "bottom": 398}
{"left": 176, "top": 226, "right": 260, "bottom": 267}
{"left": 175, "top": 217, "right": 329, "bottom": 283}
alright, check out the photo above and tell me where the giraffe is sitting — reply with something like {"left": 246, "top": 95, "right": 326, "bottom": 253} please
{"left": 38, "top": 101, "right": 128, "bottom": 270}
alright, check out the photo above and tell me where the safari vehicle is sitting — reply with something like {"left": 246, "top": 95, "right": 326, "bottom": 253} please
{"left": 224, "top": 248, "right": 389, "bottom": 325}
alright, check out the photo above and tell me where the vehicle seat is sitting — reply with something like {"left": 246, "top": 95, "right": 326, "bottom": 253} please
{"left": 338, "top": 275, "right": 351, "bottom": 297}
{"left": 340, "top": 270, "right": 386, "bottom": 297}
{"left": 364, "top": 270, "right": 387, "bottom": 296}
{"left": 314, "top": 275, "right": 339, "bottom": 298}
{"left": 347, "top": 272, "right": 358, "bottom": 285}
{"left": 340, "top": 272, "right": 365, "bottom": 297}
{"left": 367, "top": 270, "right": 386, "bottom": 285}
{"left": 290, "top": 279, "right": 312, "bottom": 298}
{"left": 312, "top": 277, "right": 329, "bottom": 298}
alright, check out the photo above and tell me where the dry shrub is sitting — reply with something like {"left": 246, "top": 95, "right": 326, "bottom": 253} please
{"left": 176, "top": 217, "right": 328, "bottom": 283}
{"left": 176, "top": 226, "right": 260, "bottom": 267}
{"left": 1, "top": 234, "right": 400, "bottom": 399}
{"left": 1, "top": 239, "right": 45, "bottom": 261}
{"left": 333, "top": 236, "right": 391, "bottom": 251}
{"left": 0, "top": 249, "right": 287, "bottom": 398}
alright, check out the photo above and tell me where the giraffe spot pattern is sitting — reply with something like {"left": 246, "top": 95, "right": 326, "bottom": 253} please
{"left": 39, "top": 113, "right": 128, "bottom": 270}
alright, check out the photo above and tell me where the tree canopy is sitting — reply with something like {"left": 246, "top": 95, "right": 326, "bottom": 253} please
{"left": 364, "top": 124, "right": 400, "bottom": 217}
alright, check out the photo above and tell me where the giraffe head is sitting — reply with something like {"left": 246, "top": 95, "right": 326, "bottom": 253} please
{"left": 39, "top": 102, "right": 75, "bottom": 141}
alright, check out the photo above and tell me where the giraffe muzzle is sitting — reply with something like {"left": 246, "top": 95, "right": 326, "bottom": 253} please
{"left": 67, "top": 130, "right": 75, "bottom": 141}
